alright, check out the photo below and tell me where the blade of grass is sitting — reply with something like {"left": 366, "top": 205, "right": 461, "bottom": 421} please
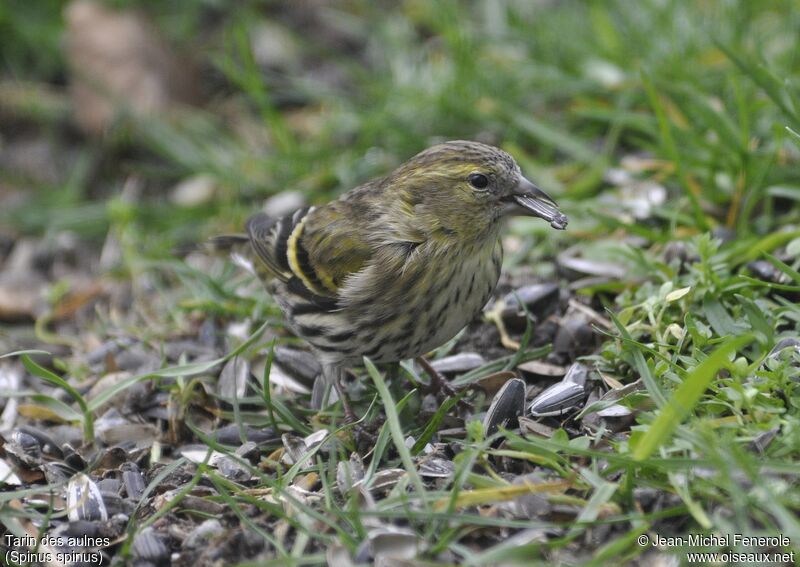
{"left": 1, "top": 350, "right": 51, "bottom": 359}
{"left": 509, "top": 110, "right": 599, "bottom": 164}
{"left": 641, "top": 70, "right": 709, "bottom": 230}
{"left": 261, "top": 339, "right": 280, "bottom": 433}
{"left": 608, "top": 310, "right": 667, "bottom": 408}
{"left": 717, "top": 42, "right": 800, "bottom": 130}
{"left": 21, "top": 354, "right": 93, "bottom": 442}
{"left": 764, "top": 252, "right": 800, "bottom": 283}
{"left": 411, "top": 394, "right": 460, "bottom": 455}
{"left": 364, "top": 358, "right": 427, "bottom": 502}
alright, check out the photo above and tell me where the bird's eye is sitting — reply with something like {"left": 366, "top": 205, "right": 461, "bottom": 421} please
{"left": 468, "top": 173, "right": 489, "bottom": 189}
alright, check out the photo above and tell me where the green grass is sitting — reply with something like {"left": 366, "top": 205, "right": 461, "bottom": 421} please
{"left": 2, "top": 0, "right": 800, "bottom": 565}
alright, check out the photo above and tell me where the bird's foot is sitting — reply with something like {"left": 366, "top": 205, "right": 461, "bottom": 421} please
{"left": 416, "top": 356, "right": 473, "bottom": 410}
{"left": 332, "top": 382, "right": 380, "bottom": 448}
{"left": 337, "top": 408, "right": 381, "bottom": 449}
{"left": 353, "top": 419, "right": 383, "bottom": 451}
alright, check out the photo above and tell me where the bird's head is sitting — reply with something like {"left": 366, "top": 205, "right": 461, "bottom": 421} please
{"left": 387, "top": 140, "right": 568, "bottom": 242}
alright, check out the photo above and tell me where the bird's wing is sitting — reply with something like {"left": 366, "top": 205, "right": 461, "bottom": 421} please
{"left": 292, "top": 201, "right": 374, "bottom": 296}
{"left": 245, "top": 208, "right": 309, "bottom": 282}
{"left": 246, "top": 201, "right": 374, "bottom": 302}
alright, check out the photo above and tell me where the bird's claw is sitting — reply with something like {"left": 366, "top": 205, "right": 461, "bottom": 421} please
{"left": 352, "top": 419, "right": 381, "bottom": 450}
{"left": 416, "top": 357, "right": 473, "bottom": 411}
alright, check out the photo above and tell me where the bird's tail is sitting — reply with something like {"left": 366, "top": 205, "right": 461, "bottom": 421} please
{"left": 174, "top": 234, "right": 249, "bottom": 257}
{"left": 205, "top": 234, "right": 250, "bottom": 254}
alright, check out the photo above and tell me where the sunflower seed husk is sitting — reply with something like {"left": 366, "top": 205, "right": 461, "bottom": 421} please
{"left": 750, "top": 427, "right": 780, "bottom": 454}
{"left": 484, "top": 377, "right": 526, "bottom": 435}
{"left": 255, "top": 358, "right": 311, "bottom": 394}
{"left": 14, "top": 426, "right": 62, "bottom": 458}
{"left": 212, "top": 423, "right": 280, "bottom": 445}
{"left": 368, "top": 526, "right": 419, "bottom": 561}
{"left": 529, "top": 382, "right": 586, "bottom": 418}
{"left": 475, "top": 370, "right": 518, "bottom": 396}
{"left": 182, "top": 518, "right": 224, "bottom": 550}
{"left": 304, "top": 429, "right": 329, "bottom": 452}
{"left": 100, "top": 491, "right": 134, "bottom": 517}
{"left": 67, "top": 473, "right": 108, "bottom": 522}
{"left": 9, "top": 429, "right": 42, "bottom": 460}
{"left": 274, "top": 346, "right": 321, "bottom": 385}
{"left": 518, "top": 416, "right": 557, "bottom": 438}
{"left": 326, "top": 543, "right": 354, "bottom": 567}
{"left": 360, "top": 469, "right": 406, "bottom": 493}
{"left": 748, "top": 260, "right": 791, "bottom": 285}
{"left": 0, "top": 458, "right": 21, "bottom": 485}
{"left": 218, "top": 356, "right": 251, "bottom": 400}
{"left": 62, "top": 443, "right": 87, "bottom": 470}
{"left": 122, "top": 467, "right": 146, "bottom": 501}
{"left": 217, "top": 454, "right": 252, "bottom": 482}
{"left": 42, "top": 462, "right": 74, "bottom": 484}
{"left": 132, "top": 527, "right": 169, "bottom": 563}
{"left": 418, "top": 457, "right": 455, "bottom": 479}
{"left": 336, "top": 453, "right": 365, "bottom": 496}
{"left": 97, "top": 477, "right": 121, "bottom": 494}
{"left": 596, "top": 404, "right": 633, "bottom": 417}
{"left": 429, "top": 352, "right": 487, "bottom": 374}
{"left": 517, "top": 360, "right": 566, "bottom": 378}
{"left": 501, "top": 283, "right": 560, "bottom": 328}
{"left": 281, "top": 433, "right": 312, "bottom": 467}
{"left": 563, "top": 362, "right": 589, "bottom": 386}
{"left": 557, "top": 249, "right": 627, "bottom": 281}
{"left": 768, "top": 337, "right": 800, "bottom": 359}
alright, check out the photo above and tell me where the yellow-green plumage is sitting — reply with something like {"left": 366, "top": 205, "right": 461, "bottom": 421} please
{"left": 229, "top": 140, "right": 568, "bottom": 416}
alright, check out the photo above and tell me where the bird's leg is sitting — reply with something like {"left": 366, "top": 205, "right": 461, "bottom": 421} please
{"left": 333, "top": 379, "right": 359, "bottom": 424}
{"left": 324, "top": 365, "right": 358, "bottom": 423}
{"left": 324, "top": 364, "right": 379, "bottom": 448}
{"left": 416, "top": 356, "right": 459, "bottom": 398}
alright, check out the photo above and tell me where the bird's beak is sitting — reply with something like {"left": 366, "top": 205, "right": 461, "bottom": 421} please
{"left": 503, "top": 177, "right": 568, "bottom": 230}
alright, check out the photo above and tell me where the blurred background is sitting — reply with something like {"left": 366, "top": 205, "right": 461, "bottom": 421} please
{"left": 1, "top": 0, "right": 799, "bottom": 323}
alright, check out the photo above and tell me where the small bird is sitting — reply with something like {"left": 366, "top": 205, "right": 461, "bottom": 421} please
{"left": 216, "top": 141, "right": 567, "bottom": 421}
